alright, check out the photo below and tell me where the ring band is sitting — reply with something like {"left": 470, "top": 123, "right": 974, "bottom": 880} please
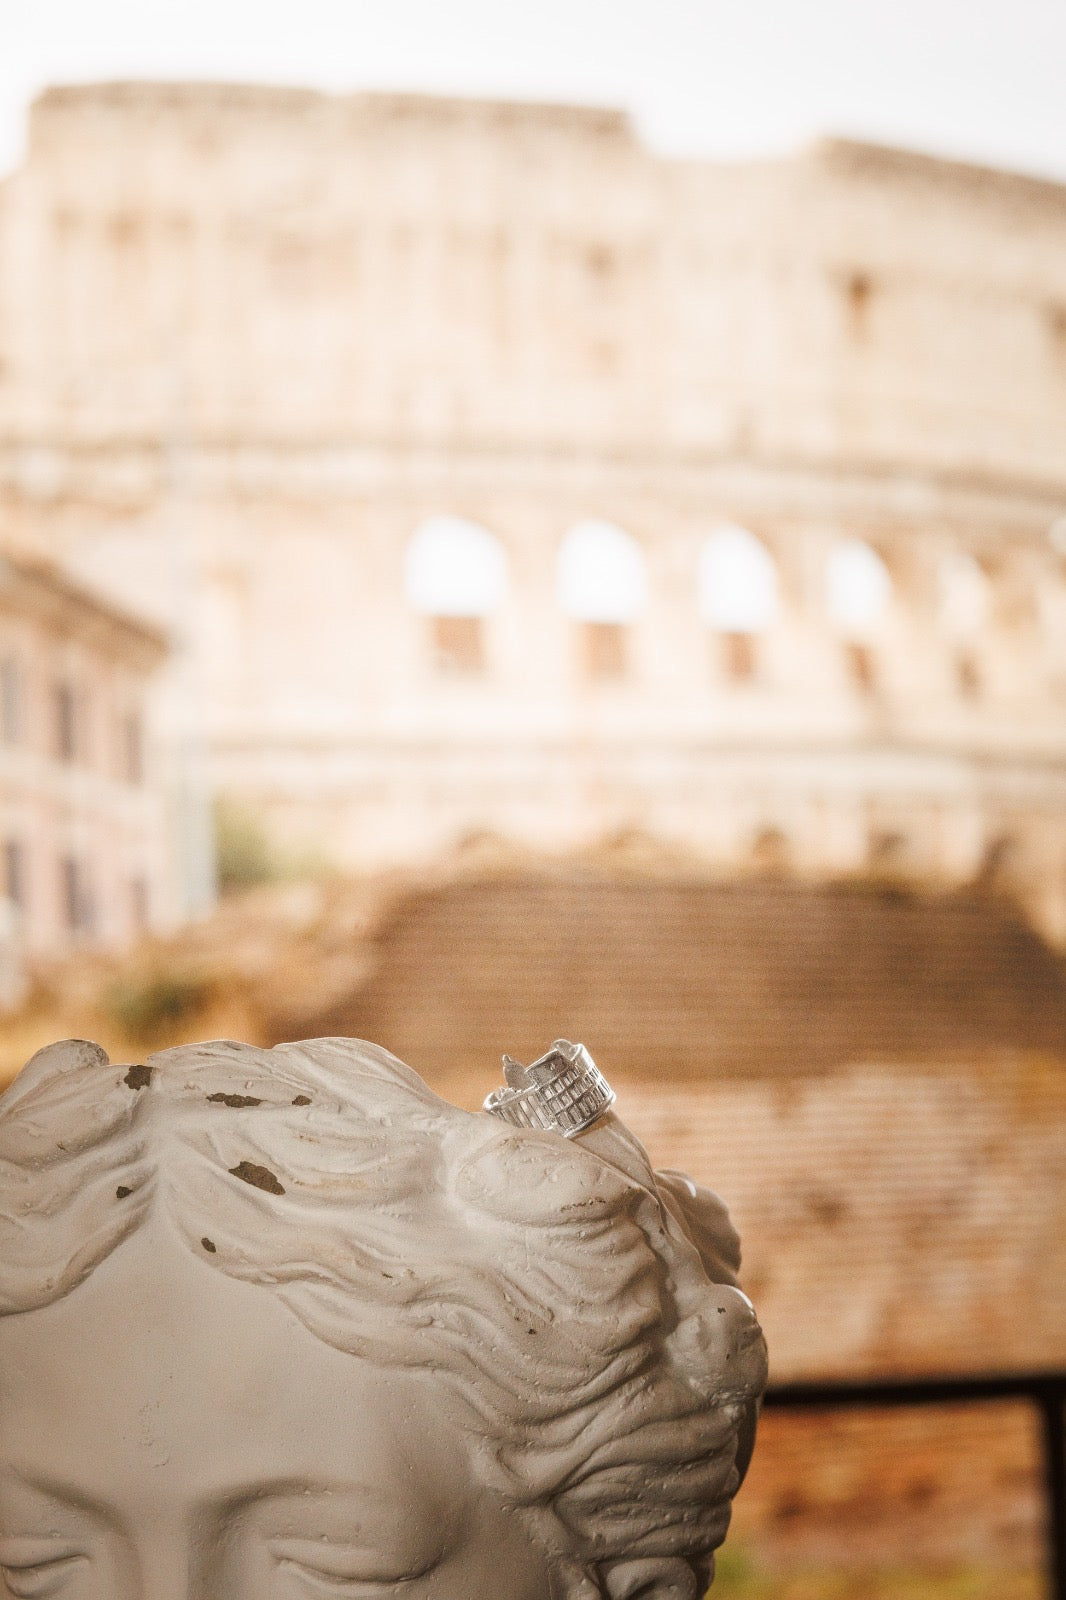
{"left": 484, "top": 1040, "right": 615, "bottom": 1138}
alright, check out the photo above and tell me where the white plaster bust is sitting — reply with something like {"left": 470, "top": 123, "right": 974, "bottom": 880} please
{"left": 0, "top": 1036, "right": 766, "bottom": 1600}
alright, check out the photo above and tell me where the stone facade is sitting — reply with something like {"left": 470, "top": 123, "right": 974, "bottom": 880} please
{"left": 1, "top": 85, "right": 1065, "bottom": 936}
{"left": 0, "top": 554, "right": 169, "bottom": 977}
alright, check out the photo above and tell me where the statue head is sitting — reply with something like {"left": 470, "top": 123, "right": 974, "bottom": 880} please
{"left": 0, "top": 1035, "right": 765, "bottom": 1599}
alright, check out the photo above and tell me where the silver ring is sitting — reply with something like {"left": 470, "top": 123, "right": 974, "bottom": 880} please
{"left": 484, "top": 1040, "right": 615, "bottom": 1138}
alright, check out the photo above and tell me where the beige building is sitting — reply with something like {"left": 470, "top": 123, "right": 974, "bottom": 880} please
{"left": 0, "top": 554, "right": 169, "bottom": 977}
{"left": 0, "top": 84, "right": 1065, "bottom": 935}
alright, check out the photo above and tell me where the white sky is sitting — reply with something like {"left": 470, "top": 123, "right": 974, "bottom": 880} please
{"left": 1, "top": 0, "right": 1065, "bottom": 182}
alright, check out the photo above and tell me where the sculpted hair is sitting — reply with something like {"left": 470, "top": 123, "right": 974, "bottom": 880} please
{"left": 0, "top": 1036, "right": 765, "bottom": 1593}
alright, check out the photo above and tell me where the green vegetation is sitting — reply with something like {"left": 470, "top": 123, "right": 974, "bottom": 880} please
{"left": 103, "top": 971, "right": 210, "bottom": 1043}
{"left": 213, "top": 799, "right": 331, "bottom": 894}
{"left": 708, "top": 1547, "right": 1040, "bottom": 1600}
{"left": 213, "top": 801, "right": 282, "bottom": 894}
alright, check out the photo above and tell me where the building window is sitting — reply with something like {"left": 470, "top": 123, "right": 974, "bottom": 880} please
{"left": 721, "top": 632, "right": 758, "bottom": 682}
{"left": 698, "top": 526, "right": 779, "bottom": 631}
{"left": 698, "top": 526, "right": 778, "bottom": 685}
{"left": 558, "top": 520, "right": 647, "bottom": 682}
{"left": 940, "top": 550, "right": 990, "bottom": 705}
{"left": 0, "top": 657, "right": 21, "bottom": 744}
{"left": 60, "top": 856, "right": 94, "bottom": 936}
{"left": 955, "top": 651, "right": 981, "bottom": 700}
{"left": 825, "top": 540, "right": 892, "bottom": 696}
{"left": 405, "top": 515, "right": 508, "bottom": 677}
{"left": 430, "top": 615, "right": 484, "bottom": 675}
{"left": 826, "top": 540, "right": 892, "bottom": 634}
{"left": 939, "top": 553, "right": 990, "bottom": 699}
{"left": 3, "top": 839, "right": 24, "bottom": 911}
{"left": 53, "top": 681, "right": 79, "bottom": 763}
{"left": 582, "top": 621, "right": 627, "bottom": 681}
{"left": 844, "top": 270, "right": 874, "bottom": 336}
{"left": 845, "top": 640, "right": 877, "bottom": 694}
{"left": 585, "top": 243, "right": 616, "bottom": 281}
{"left": 940, "top": 551, "right": 990, "bottom": 635}
{"left": 122, "top": 710, "right": 145, "bottom": 785}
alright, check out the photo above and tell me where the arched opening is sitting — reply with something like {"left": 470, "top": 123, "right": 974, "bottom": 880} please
{"left": 750, "top": 826, "right": 790, "bottom": 876}
{"left": 845, "top": 270, "right": 874, "bottom": 335}
{"left": 405, "top": 517, "right": 508, "bottom": 675}
{"left": 697, "top": 525, "right": 779, "bottom": 683}
{"left": 825, "top": 540, "right": 893, "bottom": 695}
{"left": 940, "top": 551, "right": 990, "bottom": 701}
{"left": 974, "top": 832, "right": 1021, "bottom": 896}
{"left": 940, "top": 551, "right": 990, "bottom": 636}
{"left": 557, "top": 520, "right": 647, "bottom": 681}
{"left": 826, "top": 540, "right": 892, "bottom": 634}
{"left": 867, "top": 828, "right": 910, "bottom": 875}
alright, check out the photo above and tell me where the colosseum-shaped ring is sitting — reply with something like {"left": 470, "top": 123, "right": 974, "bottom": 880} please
{"left": 484, "top": 1039, "right": 616, "bottom": 1137}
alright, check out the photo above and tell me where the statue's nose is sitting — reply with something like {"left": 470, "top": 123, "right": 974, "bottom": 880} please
{"left": 131, "top": 1542, "right": 202, "bottom": 1600}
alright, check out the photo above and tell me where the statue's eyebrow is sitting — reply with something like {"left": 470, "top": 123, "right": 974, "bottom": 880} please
{"left": 219, "top": 1477, "right": 438, "bottom": 1516}
{"left": 3, "top": 1469, "right": 116, "bottom": 1526}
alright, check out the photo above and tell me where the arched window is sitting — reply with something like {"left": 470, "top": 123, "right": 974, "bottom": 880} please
{"left": 940, "top": 551, "right": 990, "bottom": 701}
{"left": 698, "top": 526, "right": 779, "bottom": 631}
{"left": 825, "top": 540, "right": 892, "bottom": 635}
{"left": 405, "top": 517, "right": 507, "bottom": 674}
{"left": 557, "top": 520, "right": 646, "bottom": 623}
{"left": 940, "top": 551, "right": 990, "bottom": 637}
{"left": 557, "top": 521, "right": 647, "bottom": 680}
{"left": 406, "top": 516, "right": 507, "bottom": 618}
{"left": 698, "top": 526, "right": 779, "bottom": 682}
{"left": 825, "top": 539, "right": 892, "bottom": 695}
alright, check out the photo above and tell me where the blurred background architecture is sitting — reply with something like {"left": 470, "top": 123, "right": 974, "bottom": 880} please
{"left": 0, "top": 68, "right": 1064, "bottom": 1600}
{"left": 0, "top": 552, "right": 168, "bottom": 995}
{"left": 1, "top": 85, "right": 1066, "bottom": 940}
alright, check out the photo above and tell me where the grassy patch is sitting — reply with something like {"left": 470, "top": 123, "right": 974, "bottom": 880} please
{"left": 709, "top": 1547, "right": 1041, "bottom": 1600}
{"left": 103, "top": 971, "right": 210, "bottom": 1043}
{"left": 214, "top": 801, "right": 283, "bottom": 894}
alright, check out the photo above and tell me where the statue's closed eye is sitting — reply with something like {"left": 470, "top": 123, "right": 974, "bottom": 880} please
{"left": 278, "top": 1572, "right": 388, "bottom": 1596}
{"left": 0, "top": 1552, "right": 85, "bottom": 1599}
{"left": 273, "top": 1538, "right": 439, "bottom": 1592}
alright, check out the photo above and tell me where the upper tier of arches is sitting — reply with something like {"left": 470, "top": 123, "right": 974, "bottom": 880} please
{"left": 401, "top": 514, "right": 1058, "bottom": 694}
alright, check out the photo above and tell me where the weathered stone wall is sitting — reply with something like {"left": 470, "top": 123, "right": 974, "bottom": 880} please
{"left": 323, "top": 869, "right": 1066, "bottom": 1380}
{"left": 3, "top": 86, "right": 1065, "bottom": 473}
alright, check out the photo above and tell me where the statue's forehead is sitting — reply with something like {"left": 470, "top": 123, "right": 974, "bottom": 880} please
{"left": 0, "top": 1221, "right": 472, "bottom": 1539}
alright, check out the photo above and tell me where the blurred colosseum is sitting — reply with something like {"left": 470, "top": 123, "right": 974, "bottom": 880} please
{"left": 0, "top": 83, "right": 1064, "bottom": 941}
